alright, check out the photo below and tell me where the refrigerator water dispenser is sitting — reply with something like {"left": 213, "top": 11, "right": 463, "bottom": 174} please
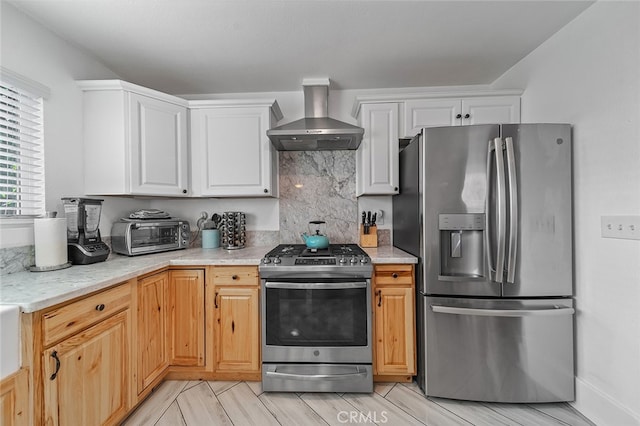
{"left": 439, "top": 214, "right": 485, "bottom": 280}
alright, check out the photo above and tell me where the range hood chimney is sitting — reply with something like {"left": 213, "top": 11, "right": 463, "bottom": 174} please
{"left": 267, "top": 78, "right": 364, "bottom": 151}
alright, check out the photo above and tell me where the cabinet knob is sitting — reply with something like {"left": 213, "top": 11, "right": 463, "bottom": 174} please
{"left": 264, "top": 189, "right": 268, "bottom": 193}
{"left": 394, "top": 187, "right": 398, "bottom": 192}
{"left": 96, "top": 304, "right": 105, "bottom": 311}
{"left": 182, "top": 189, "right": 187, "bottom": 194}
{"left": 464, "top": 114, "right": 470, "bottom": 119}
{"left": 232, "top": 275, "right": 238, "bottom": 280}
{"left": 456, "top": 114, "right": 462, "bottom": 119}
{"left": 377, "top": 290, "right": 382, "bottom": 307}
{"left": 392, "top": 273, "right": 398, "bottom": 279}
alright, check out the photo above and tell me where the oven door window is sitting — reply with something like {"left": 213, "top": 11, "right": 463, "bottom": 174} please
{"left": 265, "top": 285, "right": 367, "bottom": 346}
{"left": 131, "top": 226, "right": 176, "bottom": 247}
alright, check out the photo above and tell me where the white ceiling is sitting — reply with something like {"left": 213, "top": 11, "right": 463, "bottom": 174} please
{"left": 8, "top": 0, "right": 594, "bottom": 95}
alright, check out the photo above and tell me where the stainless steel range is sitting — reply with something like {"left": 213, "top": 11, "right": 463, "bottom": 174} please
{"left": 259, "top": 244, "right": 373, "bottom": 393}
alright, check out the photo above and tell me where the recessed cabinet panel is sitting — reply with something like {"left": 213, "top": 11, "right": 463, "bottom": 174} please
{"left": 404, "top": 98, "right": 459, "bottom": 136}
{"left": 205, "top": 114, "right": 263, "bottom": 188}
{"left": 462, "top": 96, "right": 521, "bottom": 125}
{"left": 356, "top": 103, "right": 399, "bottom": 196}
{"left": 191, "top": 104, "right": 279, "bottom": 197}
{"left": 130, "top": 93, "right": 188, "bottom": 192}
{"left": 43, "top": 310, "right": 130, "bottom": 426}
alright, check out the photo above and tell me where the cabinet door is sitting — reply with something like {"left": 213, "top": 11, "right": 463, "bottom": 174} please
{"left": 214, "top": 287, "right": 260, "bottom": 373}
{"left": 191, "top": 107, "right": 276, "bottom": 197}
{"left": 403, "top": 98, "right": 460, "bottom": 136}
{"left": 461, "top": 96, "right": 521, "bottom": 125}
{"left": 0, "top": 369, "right": 28, "bottom": 426}
{"left": 169, "top": 269, "right": 205, "bottom": 366}
{"left": 357, "top": 103, "right": 400, "bottom": 196}
{"left": 374, "top": 286, "right": 416, "bottom": 375}
{"left": 43, "top": 310, "right": 130, "bottom": 426}
{"left": 137, "top": 272, "right": 169, "bottom": 393}
{"left": 129, "top": 93, "right": 189, "bottom": 196}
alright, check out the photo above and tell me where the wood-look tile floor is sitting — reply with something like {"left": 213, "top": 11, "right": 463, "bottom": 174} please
{"left": 122, "top": 380, "right": 595, "bottom": 426}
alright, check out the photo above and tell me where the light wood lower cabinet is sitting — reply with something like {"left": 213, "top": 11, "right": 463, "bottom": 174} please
{"left": 37, "top": 280, "right": 133, "bottom": 426}
{"left": 169, "top": 269, "right": 205, "bottom": 367}
{"left": 136, "top": 271, "right": 170, "bottom": 395}
{"left": 211, "top": 266, "right": 260, "bottom": 378}
{"left": 0, "top": 368, "right": 28, "bottom": 426}
{"left": 372, "top": 264, "right": 416, "bottom": 381}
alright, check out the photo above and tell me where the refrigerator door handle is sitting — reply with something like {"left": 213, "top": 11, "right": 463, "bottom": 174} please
{"left": 486, "top": 138, "right": 507, "bottom": 283}
{"left": 504, "top": 136, "right": 518, "bottom": 284}
{"left": 431, "top": 305, "right": 575, "bottom": 317}
{"left": 485, "top": 142, "right": 495, "bottom": 281}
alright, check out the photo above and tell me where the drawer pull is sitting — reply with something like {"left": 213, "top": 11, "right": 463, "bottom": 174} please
{"left": 95, "top": 304, "right": 105, "bottom": 311}
{"left": 50, "top": 351, "right": 61, "bottom": 380}
{"left": 232, "top": 275, "right": 238, "bottom": 280}
{"left": 392, "top": 273, "right": 398, "bottom": 279}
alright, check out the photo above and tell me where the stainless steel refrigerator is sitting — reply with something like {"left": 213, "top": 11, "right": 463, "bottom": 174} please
{"left": 393, "top": 124, "right": 574, "bottom": 403}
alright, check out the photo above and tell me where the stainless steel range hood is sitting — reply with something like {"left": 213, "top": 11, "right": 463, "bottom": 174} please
{"left": 267, "top": 79, "right": 364, "bottom": 151}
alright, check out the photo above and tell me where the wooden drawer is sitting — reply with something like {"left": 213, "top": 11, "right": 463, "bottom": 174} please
{"left": 374, "top": 264, "right": 414, "bottom": 286}
{"left": 211, "top": 266, "right": 258, "bottom": 286}
{"left": 42, "top": 282, "right": 130, "bottom": 346}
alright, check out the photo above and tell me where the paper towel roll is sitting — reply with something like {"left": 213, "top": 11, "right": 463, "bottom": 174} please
{"left": 34, "top": 217, "right": 68, "bottom": 268}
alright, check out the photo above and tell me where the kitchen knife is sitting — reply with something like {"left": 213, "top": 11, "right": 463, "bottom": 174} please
{"left": 371, "top": 212, "right": 377, "bottom": 227}
{"left": 363, "top": 211, "right": 369, "bottom": 234}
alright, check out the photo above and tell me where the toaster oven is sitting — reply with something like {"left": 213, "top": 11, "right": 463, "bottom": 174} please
{"left": 111, "top": 219, "right": 190, "bottom": 256}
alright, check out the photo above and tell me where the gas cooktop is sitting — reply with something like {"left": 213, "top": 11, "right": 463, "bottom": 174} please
{"left": 259, "top": 244, "right": 372, "bottom": 275}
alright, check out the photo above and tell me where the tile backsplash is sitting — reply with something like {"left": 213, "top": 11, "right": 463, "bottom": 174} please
{"left": 278, "top": 151, "right": 358, "bottom": 244}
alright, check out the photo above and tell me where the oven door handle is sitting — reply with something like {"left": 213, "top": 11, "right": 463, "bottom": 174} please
{"left": 265, "top": 367, "right": 368, "bottom": 381}
{"left": 265, "top": 281, "right": 367, "bottom": 290}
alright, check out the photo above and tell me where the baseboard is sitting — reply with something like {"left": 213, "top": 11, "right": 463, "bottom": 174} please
{"left": 572, "top": 377, "right": 640, "bottom": 426}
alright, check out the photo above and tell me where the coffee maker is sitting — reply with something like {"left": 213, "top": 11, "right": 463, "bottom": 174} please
{"left": 61, "top": 197, "right": 110, "bottom": 264}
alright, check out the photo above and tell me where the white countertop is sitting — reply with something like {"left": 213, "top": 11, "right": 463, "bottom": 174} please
{"left": 0, "top": 245, "right": 416, "bottom": 313}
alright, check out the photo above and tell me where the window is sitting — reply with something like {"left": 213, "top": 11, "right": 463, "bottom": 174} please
{"left": 0, "top": 69, "right": 47, "bottom": 217}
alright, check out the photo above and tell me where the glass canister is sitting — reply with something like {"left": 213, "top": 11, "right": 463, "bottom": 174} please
{"left": 220, "top": 211, "right": 246, "bottom": 249}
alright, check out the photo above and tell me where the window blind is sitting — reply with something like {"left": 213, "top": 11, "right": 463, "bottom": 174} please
{"left": 0, "top": 81, "right": 45, "bottom": 217}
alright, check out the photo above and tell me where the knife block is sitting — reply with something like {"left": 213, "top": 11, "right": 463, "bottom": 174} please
{"left": 359, "top": 224, "right": 378, "bottom": 248}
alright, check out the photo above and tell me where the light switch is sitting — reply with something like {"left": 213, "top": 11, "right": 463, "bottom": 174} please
{"left": 601, "top": 216, "right": 640, "bottom": 240}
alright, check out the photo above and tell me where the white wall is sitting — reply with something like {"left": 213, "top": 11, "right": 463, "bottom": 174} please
{"left": 493, "top": 2, "right": 640, "bottom": 424}
{"left": 0, "top": 3, "right": 152, "bottom": 248}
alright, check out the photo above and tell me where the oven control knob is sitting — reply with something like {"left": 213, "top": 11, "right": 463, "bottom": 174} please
{"left": 360, "top": 257, "right": 369, "bottom": 264}
{"left": 273, "top": 256, "right": 281, "bottom": 264}
{"left": 350, "top": 256, "right": 358, "bottom": 264}
{"left": 262, "top": 257, "right": 271, "bottom": 264}
{"left": 339, "top": 256, "right": 347, "bottom": 264}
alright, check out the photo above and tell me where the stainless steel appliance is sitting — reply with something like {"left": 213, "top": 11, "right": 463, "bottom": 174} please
{"left": 393, "top": 124, "right": 574, "bottom": 403}
{"left": 61, "top": 197, "right": 110, "bottom": 264}
{"left": 220, "top": 211, "right": 245, "bottom": 249}
{"left": 267, "top": 79, "right": 364, "bottom": 151}
{"left": 259, "top": 244, "right": 373, "bottom": 392}
{"left": 110, "top": 218, "right": 190, "bottom": 256}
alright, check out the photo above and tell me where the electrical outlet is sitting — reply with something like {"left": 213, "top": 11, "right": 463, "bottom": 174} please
{"left": 601, "top": 216, "right": 640, "bottom": 240}
{"left": 375, "top": 210, "right": 384, "bottom": 226}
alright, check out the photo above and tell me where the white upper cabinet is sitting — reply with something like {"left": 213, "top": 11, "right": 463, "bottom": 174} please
{"left": 352, "top": 90, "right": 521, "bottom": 196}
{"left": 356, "top": 103, "right": 400, "bottom": 196}
{"left": 78, "top": 80, "right": 189, "bottom": 196}
{"left": 189, "top": 100, "right": 282, "bottom": 197}
{"left": 404, "top": 95, "right": 521, "bottom": 136}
